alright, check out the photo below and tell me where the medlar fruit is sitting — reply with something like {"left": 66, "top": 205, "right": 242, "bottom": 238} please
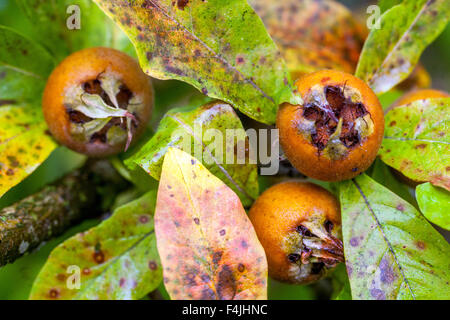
{"left": 42, "top": 47, "right": 153, "bottom": 157}
{"left": 277, "top": 70, "right": 384, "bottom": 181}
{"left": 393, "top": 89, "right": 449, "bottom": 107}
{"left": 249, "top": 181, "right": 343, "bottom": 284}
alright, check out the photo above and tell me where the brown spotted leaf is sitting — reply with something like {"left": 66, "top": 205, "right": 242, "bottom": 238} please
{"left": 379, "top": 98, "right": 450, "bottom": 190}
{"left": 155, "top": 148, "right": 267, "bottom": 300}
{"left": 93, "top": 0, "right": 299, "bottom": 124}
{"left": 250, "top": 0, "right": 367, "bottom": 78}
{"left": 356, "top": 0, "right": 450, "bottom": 94}
{"left": 0, "top": 104, "right": 57, "bottom": 198}
{"left": 29, "top": 191, "right": 162, "bottom": 300}
{"left": 340, "top": 174, "right": 450, "bottom": 300}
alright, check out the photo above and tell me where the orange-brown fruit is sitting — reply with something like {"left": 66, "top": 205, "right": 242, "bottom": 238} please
{"left": 277, "top": 70, "right": 384, "bottom": 181}
{"left": 249, "top": 181, "right": 343, "bottom": 284}
{"left": 43, "top": 47, "right": 153, "bottom": 157}
{"left": 393, "top": 89, "right": 449, "bottom": 107}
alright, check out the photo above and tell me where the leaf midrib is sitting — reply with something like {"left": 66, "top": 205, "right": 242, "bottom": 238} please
{"left": 129, "top": 0, "right": 275, "bottom": 104}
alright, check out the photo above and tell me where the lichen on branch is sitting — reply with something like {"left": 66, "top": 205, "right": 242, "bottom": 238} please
{"left": 0, "top": 160, "right": 129, "bottom": 267}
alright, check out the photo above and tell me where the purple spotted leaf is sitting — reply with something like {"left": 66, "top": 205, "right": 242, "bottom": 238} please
{"left": 0, "top": 104, "right": 57, "bottom": 198}
{"left": 340, "top": 174, "right": 450, "bottom": 300}
{"left": 155, "top": 148, "right": 268, "bottom": 300}
{"left": 356, "top": 0, "right": 450, "bottom": 94}
{"left": 29, "top": 191, "right": 162, "bottom": 300}
{"left": 379, "top": 98, "right": 450, "bottom": 191}
{"left": 93, "top": 0, "right": 299, "bottom": 125}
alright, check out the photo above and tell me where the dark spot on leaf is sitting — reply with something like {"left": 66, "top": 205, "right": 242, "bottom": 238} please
{"left": 82, "top": 268, "right": 91, "bottom": 275}
{"left": 184, "top": 272, "right": 196, "bottom": 286}
{"left": 217, "top": 265, "right": 236, "bottom": 300}
{"left": 202, "top": 88, "right": 208, "bottom": 95}
{"left": 380, "top": 257, "right": 396, "bottom": 284}
{"left": 220, "top": 229, "right": 226, "bottom": 236}
{"left": 416, "top": 241, "right": 426, "bottom": 250}
{"left": 370, "top": 288, "right": 385, "bottom": 300}
{"left": 200, "top": 273, "right": 210, "bottom": 282}
{"left": 48, "top": 288, "right": 60, "bottom": 299}
{"left": 415, "top": 144, "right": 427, "bottom": 149}
{"left": 7, "top": 156, "right": 19, "bottom": 168}
{"left": 389, "top": 121, "right": 396, "bottom": 127}
{"left": 119, "top": 278, "right": 126, "bottom": 287}
{"left": 146, "top": 51, "right": 152, "bottom": 61}
{"left": 241, "top": 240, "right": 248, "bottom": 249}
{"left": 236, "top": 56, "right": 245, "bottom": 64}
{"left": 149, "top": 261, "right": 158, "bottom": 270}
{"left": 165, "top": 65, "right": 184, "bottom": 76}
{"left": 194, "top": 217, "right": 200, "bottom": 225}
{"left": 350, "top": 237, "right": 359, "bottom": 247}
{"left": 93, "top": 250, "right": 105, "bottom": 264}
{"left": 176, "top": 0, "right": 189, "bottom": 10}
{"left": 396, "top": 204, "right": 404, "bottom": 212}
{"left": 321, "top": 77, "right": 331, "bottom": 83}
{"left": 238, "top": 264, "right": 245, "bottom": 272}
{"left": 6, "top": 169, "right": 14, "bottom": 176}
{"left": 201, "top": 287, "right": 215, "bottom": 299}
{"left": 56, "top": 274, "right": 66, "bottom": 282}
{"left": 351, "top": 167, "right": 358, "bottom": 172}
{"left": 212, "top": 251, "right": 223, "bottom": 265}
{"left": 139, "top": 215, "right": 149, "bottom": 224}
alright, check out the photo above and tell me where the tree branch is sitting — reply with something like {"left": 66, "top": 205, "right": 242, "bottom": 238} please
{"left": 0, "top": 160, "right": 129, "bottom": 266}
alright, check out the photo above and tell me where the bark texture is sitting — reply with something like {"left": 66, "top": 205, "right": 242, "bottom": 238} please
{"left": 0, "top": 160, "right": 128, "bottom": 266}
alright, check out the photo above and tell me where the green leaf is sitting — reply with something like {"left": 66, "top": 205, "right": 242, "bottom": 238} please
{"left": 340, "top": 174, "right": 450, "bottom": 300}
{"left": 369, "top": 158, "right": 416, "bottom": 206}
{"left": 331, "top": 263, "right": 352, "bottom": 300}
{"left": 0, "top": 104, "right": 57, "bottom": 198}
{"left": 93, "top": 0, "right": 298, "bottom": 124}
{"left": 0, "top": 219, "right": 99, "bottom": 300}
{"left": 15, "top": 0, "right": 134, "bottom": 61}
{"left": 356, "top": 0, "right": 450, "bottom": 94}
{"left": 0, "top": 26, "right": 54, "bottom": 102}
{"left": 29, "top": 191, "right": 162, "bottom": 300}
{"left": 125, "top": 101, "right": 259, "bottom": 207}
{"left": 379, "top": 98, "right": 450, "bottom": 191}
{"left": 378, "top": 0, "right": 402, "bottom": 13}
{"left": 416, "top": 183, "right": 450, "bottom": 230}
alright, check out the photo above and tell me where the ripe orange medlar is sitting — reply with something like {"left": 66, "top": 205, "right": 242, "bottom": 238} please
{"left": 277, "top": 70, "right": 384, "bottom": 181}
{"left": 249, "top": 181, "right": 343, "bottom": 284}
{"left": 393, "top": 89, "right": 449, "bottom": 107}
{"left": 42, "top": 47, "right": 153, "bottom": 157}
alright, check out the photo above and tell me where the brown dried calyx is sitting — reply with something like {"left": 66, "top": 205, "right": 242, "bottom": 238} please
{"left": 64, "top": 72, "right": 139, "bottom": 151}
{"left": 287, "top": 221, "right": 344, "bottom": 280}
{"left": 301, "top": 85, "right": 374, "bottom": 159}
